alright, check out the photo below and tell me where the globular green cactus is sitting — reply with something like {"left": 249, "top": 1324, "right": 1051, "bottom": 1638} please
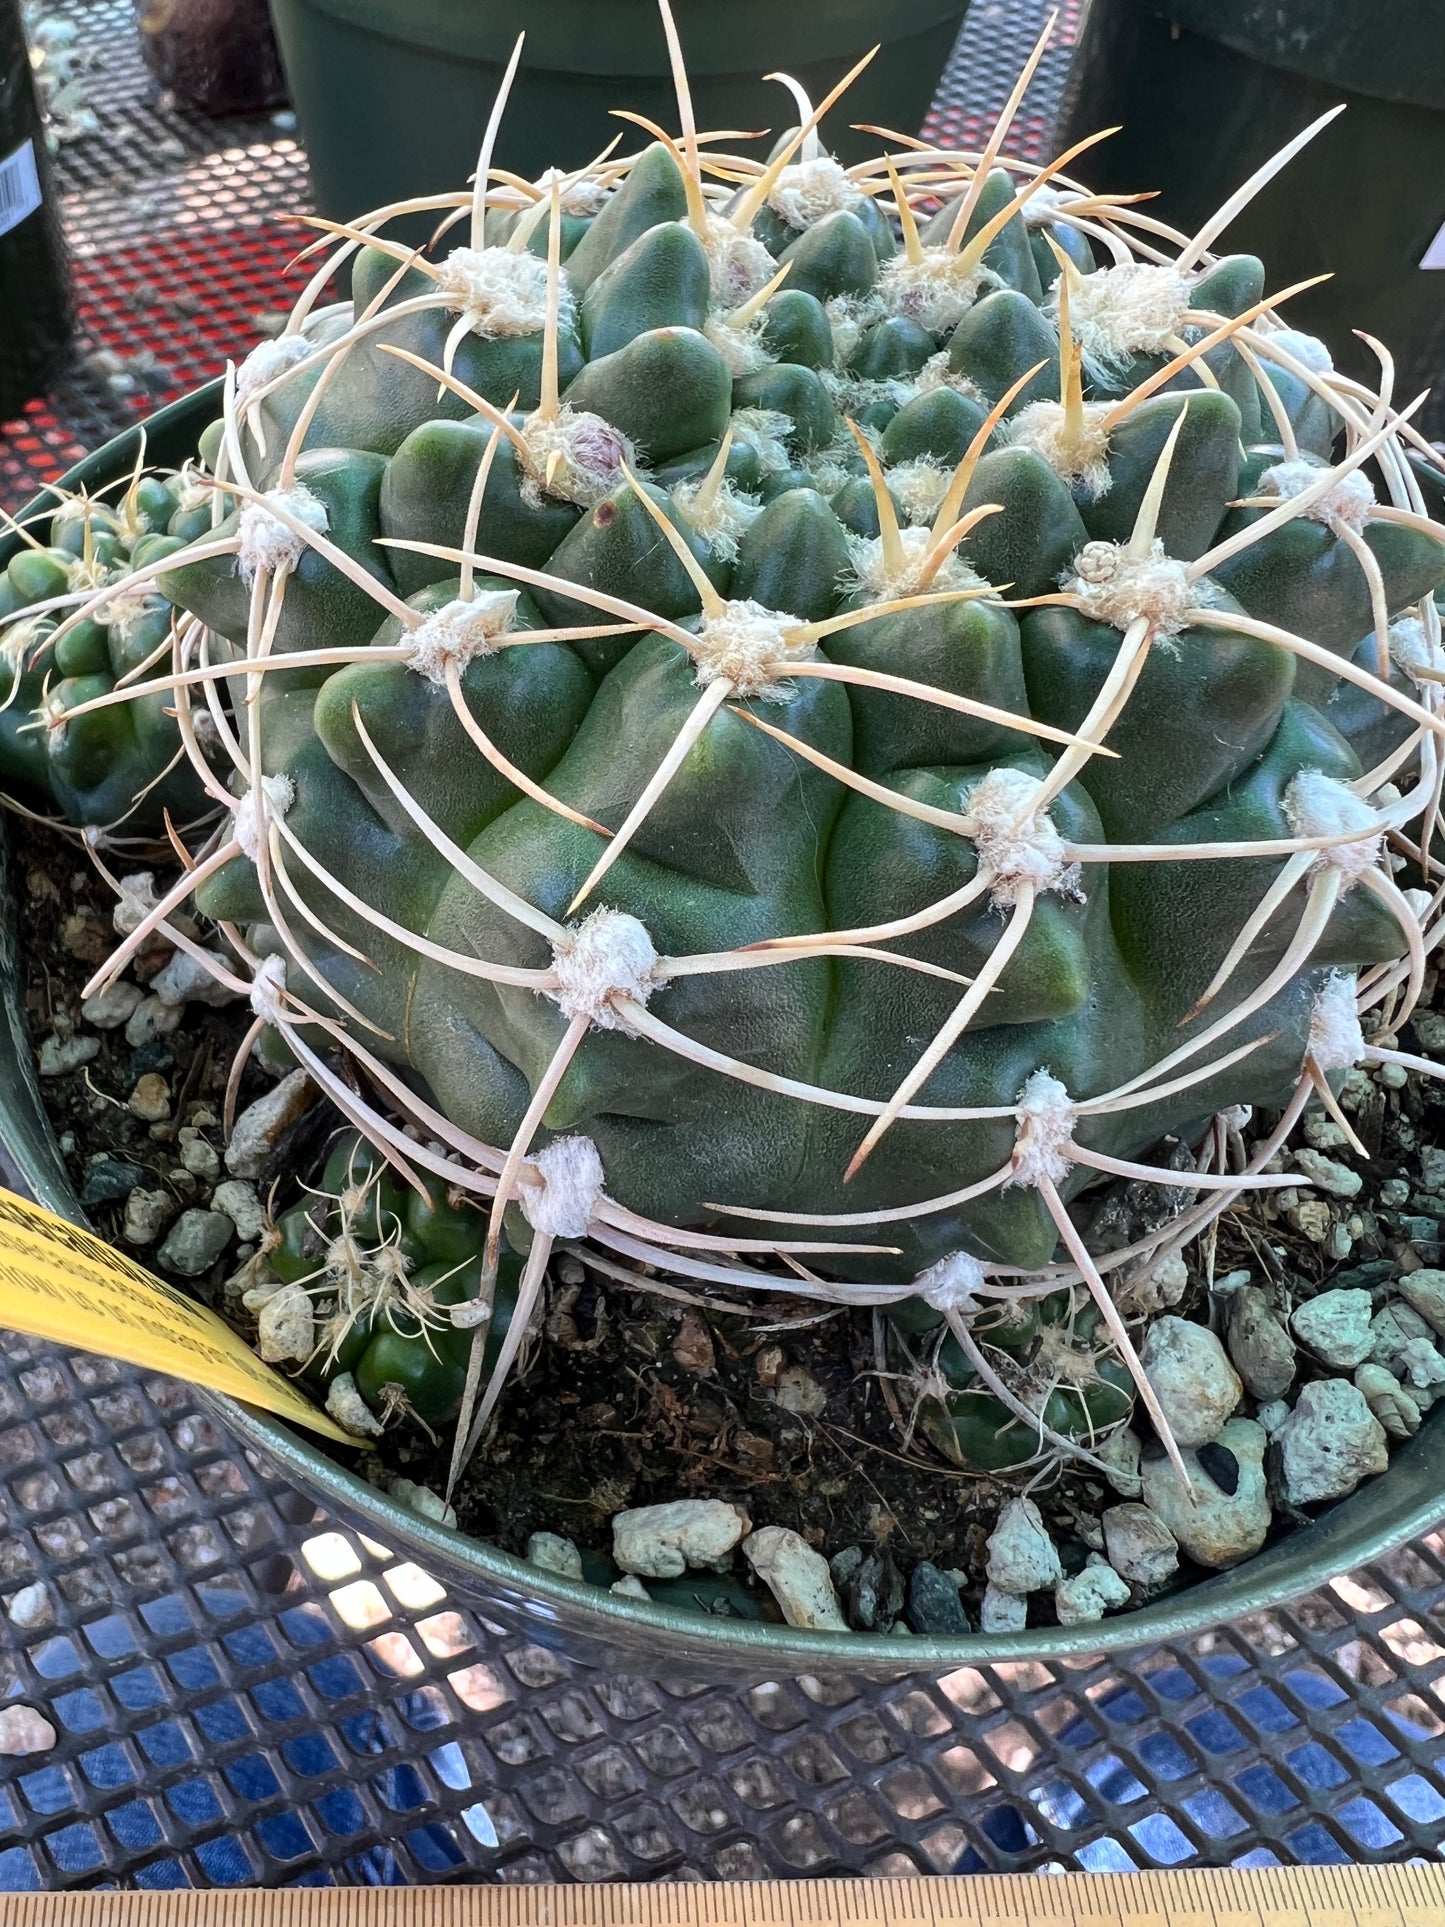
{"left": 246, "top": 1131, "right": 519, "bottom": 1435}
{"left": 41, "top": 9, "right": 1445, "bottom": 1475}
{"left": 0, "top": 469, "right": 220, "bottom": 835}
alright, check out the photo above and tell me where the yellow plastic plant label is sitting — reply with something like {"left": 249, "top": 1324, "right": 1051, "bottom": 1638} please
{"left": 0, "top": 1186, "right": 352, "bottom": 1442}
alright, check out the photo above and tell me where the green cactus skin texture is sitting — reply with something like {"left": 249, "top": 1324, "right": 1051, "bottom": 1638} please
{"left": 0, "top": 476, "right": 219, "bottom": 834}
{"left": 18, "top": 18, "right": 1445, "bottom": 1465}
{"left": 260, "top": 1131, "right": 520, "bottom": 1429}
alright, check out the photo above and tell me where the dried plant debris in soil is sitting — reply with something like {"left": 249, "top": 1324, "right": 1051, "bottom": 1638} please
{"left": 16, "top": 832, "right": 1445, "bottom": 1635}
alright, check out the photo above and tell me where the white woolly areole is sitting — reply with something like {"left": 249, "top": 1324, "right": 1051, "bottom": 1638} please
{"left": 1060, "top": 262, "right": 1192, "bottom": 374}
{"left": 1308, "top": 971, "right": 1365, "bottom": 1073}
{"left": 37, "top": 686, "right": 68, "bottom": 745}
{"left": 1021, "top": 184, "right": 1065, "bottom": 230}
{"left": 249, "top": 954, "right": 288, "bottom": 1025}
{"left": 673, "top": 477, "right": 762, "bottom": 563}
{"left": 533, "top": 166, "right": 608, "bottom": 216}
{"left": 846, "top": 523, "right": 985, "bottom": 603}
{"left": 1258, "top": 457, "right": 1375, "bottom": 534}
{"left": 233, "top": 773, "right": 295, "bottom": 861}
{"left": 703, "top": 311, "right": 773, "bottom": 377}
{"left": 549, "top": 908, "right": 658, "bottom": 1032}
{"left": 960, "top": 766, "right": 1080, "bottom": 907}
{"left": 1005, "top": 399, "right": 1113, "bottom": 499}
{"left": 1283, "top": 768, "right": 1383, "bottom": 882}
{"left": 768, "top": 155, "right": 861, "bottom": 231}
{"left": 914, "top": 1251, "right": 986, "bottom": 1316}
{"left": 435, "top": 244, "right": 569, "bottom": 339}
{"left": 1065, "top": 538, "right": 1195, "bottom": 637}
{"left": 824, "top": 292, "right": 885, "bottom": 368}
{"left": 236, "top": 486, "right": 329, "bottom": 585}
{"left": 1008, "top": 1069, "right": 1077, "bottom": 1189}
{"left": 819, "top": 369, "right": 914, "bottom": 421}
{"left": 703, "top": 217, "right": 775, "bottom": 307}
{"left": 914, "top": 350, "right": 984, "bottom": 400}
{"left": 520, "top": 407, "right": 633, "bottom": 508}
{"left": 887, "top": 457, "right": 953, "bottom": 526}
{"left": 1265, "top": 327, "right": 1333, "bottom": 376}
{"left": 878, "top": 248, "right": 996, "bottom": 337}
{"left": 408, "top": 590, "right": 519, "bottom": 682}
{"left": 691, "top": 598, "right": 812, "bottom": 698}
{"left": 236, "top": 333, "right": 316, "bottom": 402}
{"left": 517, "top": 1135, "right": 605, "bottom": 1239}
{"left": 1389, "top": 613, "right": 1445, "bottom": 687}
{"left": 97, "top": 577, "right": 162, "bottom": 642}
{"left": 729, "top": 407, "right": 794, "bottom": 477}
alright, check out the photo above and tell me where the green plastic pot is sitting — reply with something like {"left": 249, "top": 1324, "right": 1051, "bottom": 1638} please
{"left": 1058, "top": 0, "right": 1445, "bottom": 438}
{"left": 266, "top": 0, "right": 971, "bottom": 225}
{"left": 4, "top": 390, "right": 1444, "bottom": 1680}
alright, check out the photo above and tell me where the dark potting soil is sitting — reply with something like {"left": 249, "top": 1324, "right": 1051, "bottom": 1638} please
{"left": 13, "top": 820, "right": 1445, "bottom": 1628}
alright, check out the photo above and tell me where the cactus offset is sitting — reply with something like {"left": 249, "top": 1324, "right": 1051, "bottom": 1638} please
{"left": 7, "top": 10, "right": 1445, "bottom": 1473}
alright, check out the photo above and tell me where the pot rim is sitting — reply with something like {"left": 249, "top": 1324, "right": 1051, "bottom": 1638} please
{"left": 4, "top": 384, "right": 1443, "bottom": 1679}
{"left": 267, "top": 0, "right": 972, "bottom": 78}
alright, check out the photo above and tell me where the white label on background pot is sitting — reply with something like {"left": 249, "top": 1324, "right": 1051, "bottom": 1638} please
{"left": 0, "top": 138, "right": 42, "bottom": 239}
{"left": 1422, "top": 216, "right": 1445, "bottom": 269}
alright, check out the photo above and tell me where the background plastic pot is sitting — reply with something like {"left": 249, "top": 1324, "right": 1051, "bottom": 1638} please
{"left": 266, "top": 0, "right": 972, "bottom": 226}
{"left": 4, "top": 391, "right": 1445, "bottom": 1680}
{"left": 1058, "top": 0, "right": 1445, "bottom": 438}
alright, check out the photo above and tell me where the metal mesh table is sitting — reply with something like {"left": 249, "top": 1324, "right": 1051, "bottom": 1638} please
{"left": 3, "top": 0, "right": 1445, "bottom": 1892}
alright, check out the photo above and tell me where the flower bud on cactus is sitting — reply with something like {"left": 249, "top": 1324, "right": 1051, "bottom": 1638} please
{"left": 15, "top": 9, "right": 1445, "bottom": 1470}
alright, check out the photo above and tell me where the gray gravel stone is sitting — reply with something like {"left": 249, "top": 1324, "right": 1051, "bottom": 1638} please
{"left": 122, "top": 1187, "right": 176, "bottom": 1246}
{"left": 1354, "top": 1363, "right": 1422, "bottom": 1441}
{"left": 1098, "top": 1426, "right": 1143, "bottom": 1498}
{"left": 1293, "top": 1148, "right": 1362, "bottom": 1199}
{"left": 150, "top": 949, "right": 242, "bottom": 1007}
{"left": 177, "top": 1127, "right": 221, "bottom": 1182}
{"left": 1140, "top": 1316, "right": 1242, "bottom": 1448}
{"left": 904, "top": 1563, "right": 971, "bottom": 1635}
{"left": 1226, "top": 1286, "right": 1297, "bottom": 1400}
{"left": 979, "top": 1584, "right": 1027, "bottom": 1634}
{"left": 211, "top": 1179, "right": 266, "bottom": 1243}
{"left": 226, "top": 1070, "right": 314, "bottom": 1179}
{"left": 79, "top": 980, "right": 142, "bottom": 1029}
{"left": 1101, "top": 1503, "right": 1180, "bottom": 1591}
{"left": 1370, "top": 1302, "right": 1434, "bottom": 1368}
{"left": 123, "top": 995, "right": 183, "bottom": 1047}
{"left": 326, "top": 1373, "right": 382, "bottom": 1438}
{"left": 157, "top": 1208, "right": 233, "bottom": 1276}
{"left": 1055, "top": 1558, "right": 1132, "bottom": 1626}
{"left": 390, "top": 1479, "right": 456, "bottom": 1528}
{"left": 1398, "top": 1270, "right": 1445, "bottom": 1339}
{"left": 1396, "top": 1337, "right": 1445, "bottom": 1391}
{"left": 1140, "top": 1418, "right": 1271, "bottom": 1569}
{"left": 79, "top": 1158, "right": 144, "bottom": 1207}
{"left": 526, "top": 1532, "right": 583, "bottom": 1580}
{"left": 1276, "top": 1379, "right": 1388, "bottom": 1505}
{"left": 985, "top": 1497, "right": 1062, "bottom": 1594}
{"left": 255, "top": 1282, "right": 313, "bottom": 1363}
{"left": 1291, "top": 1289, "right": 1374, "bottom": 1369}
{"left": 613, "top": 1500, "right": 749, "bottom": 1579}
{"left": 743, "top": 1526, "right": 847, "bottom": 1631}
{"left": 37, "top": 1033, "right": 98, "bottom": 1076}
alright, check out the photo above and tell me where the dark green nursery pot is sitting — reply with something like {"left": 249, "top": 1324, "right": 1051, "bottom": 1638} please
{"left": 3, "top": 390, "right": 1444, "bottom": 1681}
{"left": 1058, "top": 0, "right": 1445, "bottom": 436}
{"left": 266, "top": 0, "right": 971, "bottom": 224}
